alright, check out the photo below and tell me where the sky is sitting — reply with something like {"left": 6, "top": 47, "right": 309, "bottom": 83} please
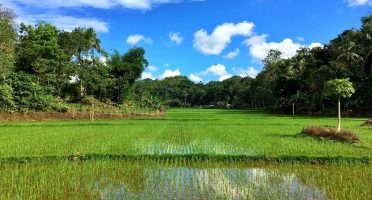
{"left": 2, "top": 0, "right": 372, "bottom": 82}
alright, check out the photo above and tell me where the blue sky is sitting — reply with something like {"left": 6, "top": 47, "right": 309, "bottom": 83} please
{"left": 3, "top": 0, "right": 371, "bottom": 82}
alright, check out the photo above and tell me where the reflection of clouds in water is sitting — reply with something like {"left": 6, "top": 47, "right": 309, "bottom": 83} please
{"left": 99, "top": 166, "right": 326, "bottom": 199}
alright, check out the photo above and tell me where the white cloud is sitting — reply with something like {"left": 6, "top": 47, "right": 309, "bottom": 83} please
{"left": 99, "top": 56, "right": 108, "bottom": 65}
{"left": 233, "top": 66, "right": 259, "bottom": 78}
{"left": 160, "top": 69, "right": 181, "bottom": 79}
{"left": 243, "top": 34, "right": 322, "bottom": 60}
{"left": 169, "top": 32, "right": 183, "bottom": 45}
{"left": 141, "top": 72, "right": 155, "bottom": 80}
{"left": 309, "top": 42, "right": 323, "bottom": 49}
{"left": 193, "top": 21, "right": 255, "bottom": 55}
{"left": 219, "top": 74, "right": 233, "bottom": 81}
{"left": 347, "top": 0, "right": 372, "bottom": 6}
{"left": 296, "top": 37, "right": 305, "bottom": 41}
{"left": 127, "top": 34, "right": 152, "bottom": 45}
{"left": 189, "top": 74, "right": 202, "bottom": 82}
{"left": 243, "top": 35, "right": 301, "bottom": 60}
{"left": 202, "top": 64, "right": 232, "bottom": 81}
{"left": 148, "top": 65, "right": 158, "bottom": 72}
{"left": 203, "top": 64, "right": 229, "bottom": 76}
{"left": 5, "top": 0, "right": 185, "bottom": 10}
{"left": 52, "top": 16, "right": 109, "bottom": 33}
{"left": 223, "top": 48, "right": 240, "bottom": 59}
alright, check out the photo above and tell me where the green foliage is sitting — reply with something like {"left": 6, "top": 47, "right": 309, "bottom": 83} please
{"left": 109, "top": 48, "right": 148, "bottom": 103}
{"left": 16, "top": 22, "right": 63, "bottom": 87}
{"left": 324, "top": 78, "right": 355, "bottom": 98}
{"left": 134, "top": 13, "right": 372, "bottom": 115}
{"left": 10, "top": 72, "right": 52, "bottom": 111}
{"left": 0, "top": 83, "right": 15, "bottom": 112}
{"left": 0, "top": 5, "right": 16, "bottom": 81}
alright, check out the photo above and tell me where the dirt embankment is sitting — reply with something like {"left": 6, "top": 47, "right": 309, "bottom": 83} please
{"left": 361, "top": 119, "right": 372, "bottom": 126}
{"left": 0, "top": 111, "right": 166, "bottom": 122}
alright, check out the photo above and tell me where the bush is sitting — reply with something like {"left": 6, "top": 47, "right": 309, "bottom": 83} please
{"left": 0, "top": 83, "right": 16, "bottom": 112}
{"left": 49, "top": 98, "right": 69, "bottom": 113}
{"left": 10, "top": 72, "right": 52, "bottom": 111}
{"left": 301, "top": 126, "right": 360, "bottom": 143}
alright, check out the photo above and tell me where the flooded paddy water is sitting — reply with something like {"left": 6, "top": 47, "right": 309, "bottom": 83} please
{"left": 0, "top": 159, "right": 370, "bottom": 199}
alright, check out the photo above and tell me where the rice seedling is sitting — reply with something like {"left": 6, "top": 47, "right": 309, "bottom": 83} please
{"left": 0, "top": 109, "right": 371, "bottom": 199}
{"left": 0, "top": 159, "right": 370, "bottom": 200}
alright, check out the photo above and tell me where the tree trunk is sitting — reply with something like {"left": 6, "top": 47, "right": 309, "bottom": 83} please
{"left": 292, "top": 103, "right": 295, "bottom": 116}
{"left": 80, "top": 81, "right": 84, "bottom": 98}
{"left": 337, "top": 97, "right": 341, "bottom": 132}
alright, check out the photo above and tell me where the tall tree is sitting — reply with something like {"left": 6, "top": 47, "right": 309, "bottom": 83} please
{"left": 0, "top": 4, "right": 16, "bottom": 111}
{"left": 324, "top": 79, "right": 355, "bottom": 132}
{"left": 109, "top": 48, "right": 148, "bottom": 103}
{"left": 69, "top": 28, "right": 101, "bottom": 98}
{"left": 16, "top": 22, "right": 63, "bottom": 89}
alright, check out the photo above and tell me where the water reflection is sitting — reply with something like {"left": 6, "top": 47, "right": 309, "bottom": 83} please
{"left": 1, "top": 160, "right": 370, "bottom": 200}
{"left": 97, "top": 164, "right": 326, "bottom": 199}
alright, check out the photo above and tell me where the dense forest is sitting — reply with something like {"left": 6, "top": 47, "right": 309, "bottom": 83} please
{"left": 1, "top": 3, "right": 371, "bottom": 116}
{"left": 134, "top": 14, "right": 372, "bottom": 116}
{"left": 0, "top": 5, "right": 163, "bottom": 114}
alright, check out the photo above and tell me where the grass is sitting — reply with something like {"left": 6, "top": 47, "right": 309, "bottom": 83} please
{"left": 0, "top": 159, "right": 371, "bottom": 199}
{"left": 0, "top": 109, "right": 371, "bottom": 199}
{"left": 0, "top": 109, "right": 371, "bottom": 161}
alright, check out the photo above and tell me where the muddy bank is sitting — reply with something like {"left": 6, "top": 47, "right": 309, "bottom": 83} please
{"left": 0, "top": 111, "right": 166, "bottom": 122}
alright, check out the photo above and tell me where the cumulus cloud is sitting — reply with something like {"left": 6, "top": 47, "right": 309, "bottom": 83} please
{"left": 219, "top": 74, "right": 233, "bottom": 81}
{"left": 202, "top": 64, "right": 232, "bottom": 81}
{"left": 169, "top": 32, "right": 183, "bottom": 45}
{"left": 243, "top": 34, "right": 322, "bottom": 60}
{"left": 141, "top": 72, "right": 155, "bottom": 80}
{"left": 347, "top": 0, "right": 372, "bottom": 6}
{"left": 193, "top": 21, "right": 255, "bottom": 55}
{"left": 203, "top": 64, "right": 229, "bottom": 76}
{"left": 243, "top": 35, "right": 301, "bottom": 60}
{"left": 223, "top": 48, "right": 240, "bottom": 59}
{"left": 233, "top": 66, "right": 259, "bottom": 78}
{"left": 309, "top": 42, "right": 324, "bottom": 49}
{"left": 160, "top": 69, "right": 181, "bottom": 79}
{"left": 189, "top": 74, "right": 203, "bottom": 82}
{"left": 127, "top": 34, "right": 152, "bottom": 45}
{"left": 148, "top": 65, "right": 158, "bottom": 72}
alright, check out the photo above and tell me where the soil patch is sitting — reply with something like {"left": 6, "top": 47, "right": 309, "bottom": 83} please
{"left": 0, "top": 111, "right": 165, "bottom": 122}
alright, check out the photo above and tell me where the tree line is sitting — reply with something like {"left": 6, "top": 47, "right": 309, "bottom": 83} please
{"left": 0, "top": 5, "right": 150, "bottom": 113}
{"left": 134, "top": 14, "right": 372, "bottom": 116}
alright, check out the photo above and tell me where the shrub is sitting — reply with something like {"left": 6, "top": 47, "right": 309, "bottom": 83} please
{"left": 49, "top": 98, "right": 69, "bottom": 113}
{"left": 0, "top": 83, "right": 16, "bottom": 112}
{"left": 301, "top": 126, "right": 360, "bottom": 143}
{"left": 10, "top": 72, "right": 52, "bottom": 111}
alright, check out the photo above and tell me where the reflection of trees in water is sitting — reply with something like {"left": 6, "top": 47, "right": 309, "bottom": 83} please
{"left": 1, "top": 161, "right": 370, "bottom": 199}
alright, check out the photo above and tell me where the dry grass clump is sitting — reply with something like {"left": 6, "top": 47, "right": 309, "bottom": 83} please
{"left": 301, "top": 126, "right": 360, "bottom": 143}
{"left": 361, "top": 119, "right": 372, "bottom": 127}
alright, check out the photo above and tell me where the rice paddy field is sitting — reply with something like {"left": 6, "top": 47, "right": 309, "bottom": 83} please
{"left": 0, "top": 109, "right": 371, "bottom": 199}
